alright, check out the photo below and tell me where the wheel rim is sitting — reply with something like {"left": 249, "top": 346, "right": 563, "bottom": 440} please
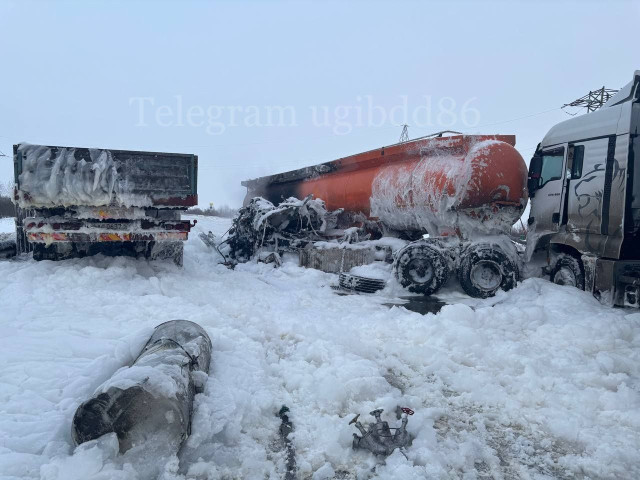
{"left": 407, "top": 258, "right": 434, "bottom": 285}
{"left": 553, "top": 267, "right": 576, "bottom": 287}
{"left": 470, "top": 260, "right": 502, "bottom": 292}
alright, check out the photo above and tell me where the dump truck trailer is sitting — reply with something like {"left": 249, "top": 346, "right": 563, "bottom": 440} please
{"left": 242, "top": 134, "right": 529, "bottom": 298}
{"left": 12, "top": 143, "right": 198, "bottom": 264}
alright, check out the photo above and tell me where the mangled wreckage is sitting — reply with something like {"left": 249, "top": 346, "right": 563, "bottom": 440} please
{"left": 209, "top": 133, "right": 528, "bottom": 298}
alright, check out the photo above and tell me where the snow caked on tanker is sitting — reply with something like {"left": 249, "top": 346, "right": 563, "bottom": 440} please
{"left": 240, "top": 133, "right": 528, "bottom": 298}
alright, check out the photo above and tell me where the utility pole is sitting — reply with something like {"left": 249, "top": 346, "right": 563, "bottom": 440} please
{"left": 562, "top": 86, "right": 619, "bottom": 114}
{"left": 398, "top": 124, "right": 409, "bottom": 143}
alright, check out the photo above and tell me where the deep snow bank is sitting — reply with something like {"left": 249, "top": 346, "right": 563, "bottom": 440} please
{"left": 0, "top": 216, "right": 638, "bottom": 479}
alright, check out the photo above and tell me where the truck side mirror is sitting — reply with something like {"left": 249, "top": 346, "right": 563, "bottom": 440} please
{"left": 528, "top": 155, "right": 542, "bottom": 197}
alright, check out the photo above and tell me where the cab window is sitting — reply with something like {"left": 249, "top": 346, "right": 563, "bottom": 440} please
{"left": 539, "top": 149, "right": 564, "bottom": 187}
{"left": 571, "top": 145, "right": 584, "bottom": 179}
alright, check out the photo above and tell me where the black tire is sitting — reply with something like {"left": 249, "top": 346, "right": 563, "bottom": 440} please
{"left": 32, "top": 243, "right": 59, "bottom": 261}
{"left": 32, "top": 243, "right": 46, "bottom": 261}
{"left": 551, "top": 255, "right": 585, "bottom": 290}
{"left": 458, "top": 243, "right": 518, "bottom": 298}
{"left": 393, "top": 243, "right": 450, "bottom": 295}
{"left": 32, "top": 243, "right": 78, "bottom": 261}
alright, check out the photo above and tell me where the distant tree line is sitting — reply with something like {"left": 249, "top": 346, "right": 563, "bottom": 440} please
{"left": 187, "top": 204, "right": 238, "bottom": 218}
{"left": 0, "top": 181, "right": 15, "bottom": 218}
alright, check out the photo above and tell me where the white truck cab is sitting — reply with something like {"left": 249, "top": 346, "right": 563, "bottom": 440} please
{"left": 527, "top": 71, "right": 640, "bottom": 307}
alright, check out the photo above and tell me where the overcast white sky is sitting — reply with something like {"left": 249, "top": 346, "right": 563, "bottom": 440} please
{"left": 1, "top": 0, "right": 638, "bottom": 207}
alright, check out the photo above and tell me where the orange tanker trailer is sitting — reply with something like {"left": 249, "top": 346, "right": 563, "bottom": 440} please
{"left": 241, "top": 133, "right": 528, "bottom": 298}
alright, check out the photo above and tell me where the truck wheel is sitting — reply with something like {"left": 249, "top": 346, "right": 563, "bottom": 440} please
{"left": 32, "top": 243, "right": 47, "bottom": 261}
{"left": 551, "top": 255, "right": 585, "bottom": 290}
{"left": 394, "top": 243, "right": 449, "bottom": 295}
{"left": 458, "top": 243, "right": 518, "bottom": 298}
{"left": 33, "top": 243, "right": 60, "bottom": 261}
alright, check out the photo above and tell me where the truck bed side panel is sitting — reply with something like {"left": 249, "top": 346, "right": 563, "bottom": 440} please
{"left": 14, "top": 144, "right": 198, "bottom": 208}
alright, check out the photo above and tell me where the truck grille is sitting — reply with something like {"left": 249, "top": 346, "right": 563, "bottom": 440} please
{"left": 338, "top": 273, "right": 386, "bottom": 294}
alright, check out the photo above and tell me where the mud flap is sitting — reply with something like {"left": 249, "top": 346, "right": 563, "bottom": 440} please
{"left": 146, "top": 241, "right": 184, "bottom": 266}
{"left": 581, "top": 254, "right": 597, "bottom": 294}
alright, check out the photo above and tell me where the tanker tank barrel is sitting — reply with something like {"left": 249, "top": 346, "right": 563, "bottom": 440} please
{"left": 241, "top": 134, "right": 528, "bottom": 237}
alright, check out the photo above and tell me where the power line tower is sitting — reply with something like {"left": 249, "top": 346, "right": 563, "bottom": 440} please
{"left": 562, "top": 86, "right": 619, "bottom": 114}
{"left": 398, "top": 124, "right": 409, "bottom": 143}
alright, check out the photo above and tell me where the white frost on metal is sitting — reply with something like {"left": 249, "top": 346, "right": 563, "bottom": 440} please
{"left": 16, "top": 144, "right": 152, "bottom": 208}
{"left": 370, "top": 140, "right": 520, "bottom": 237}
{"left": 74, "top": 206, "right": 148, "bottom": 220}
{"left": 23, "top": 217, "right": 179, "bottom": 234}
{"left": 254, "top": 196, "right": 337, "bottom": 234}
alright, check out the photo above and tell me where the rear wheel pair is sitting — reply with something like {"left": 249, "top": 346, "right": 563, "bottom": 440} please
{"left": 394, "top": 243, "right": 450, "bottom": 296}
{"left": 32, "top": 241, "right": 184, "bottom": 265}
{"left": 457, "top": 243, "right": 518, "bottom": 298}
{"left": 394, "top": 242, "right": 518, "bottom": 298}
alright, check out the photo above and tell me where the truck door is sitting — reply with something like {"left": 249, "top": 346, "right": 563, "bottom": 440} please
{"left": 528, "top": 146, "right": 567, "bottom": 233}
{"left": 564, "top": 138, "right": 609, "bottom": 235}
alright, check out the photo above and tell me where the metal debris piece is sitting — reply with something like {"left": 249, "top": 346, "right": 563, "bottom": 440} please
{"left": 198, "top": 231, "right": 217, "bottom": 248}
{"left": 339, "top": 273, "right": 387, "bottom": 293}
{"left": 227, "top": 195, "right": 343, "bottom": 263}
{"left": 257, "top": 251, "right": 282, "bottom": 266}
{"left": 278, "top": 405, "right": 297, "bottom": 480}
{"left": 71, "top": 320, "right": 212, "bottom": 455}
{"left": 299, "top": 247, "right": 376, "bottom": 274}
{"left": 351, "top": 408, "right": 413, "bottom": 456}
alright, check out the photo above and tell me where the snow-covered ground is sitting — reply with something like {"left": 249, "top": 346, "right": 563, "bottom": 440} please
{"left": 0, "top": 215, "right": 639, "bottom": 480}
{"left": 0, "top": 217, "right": 14, "bottom": 234}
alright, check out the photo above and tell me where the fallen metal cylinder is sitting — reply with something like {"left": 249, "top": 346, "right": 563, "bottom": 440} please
{"left": 71, "top": 320, "right": 212, "bottom": 455}
{"left": 0, "top": 234, "right": 17, "bottom": 259}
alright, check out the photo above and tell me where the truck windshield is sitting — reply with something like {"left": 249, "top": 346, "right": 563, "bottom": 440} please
{"left": 539, "top": 149, "right": 564, "bottom": 187}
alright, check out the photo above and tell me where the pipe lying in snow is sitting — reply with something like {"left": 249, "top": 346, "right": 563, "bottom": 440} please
{"left": 0, "top": 234, "right": 16, "bottom": 259}
{"left": 71, "top": 320, "right": 212, "bottom": 456}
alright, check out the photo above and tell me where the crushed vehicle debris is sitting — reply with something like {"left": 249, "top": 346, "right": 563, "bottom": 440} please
{"left": 226, "top": 195, "right": 345, "bottom": 262}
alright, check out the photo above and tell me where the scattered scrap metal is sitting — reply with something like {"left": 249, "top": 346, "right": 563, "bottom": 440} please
{"left": 351, "top": 407, "right": 414, "bottom": 457}
{"left": 198, "top": 196, "right": 400, "bottom": 293}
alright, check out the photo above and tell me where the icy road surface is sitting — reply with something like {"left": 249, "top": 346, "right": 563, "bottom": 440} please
{"left": 0, "top": 216, "right": 639, "bottom": 480}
